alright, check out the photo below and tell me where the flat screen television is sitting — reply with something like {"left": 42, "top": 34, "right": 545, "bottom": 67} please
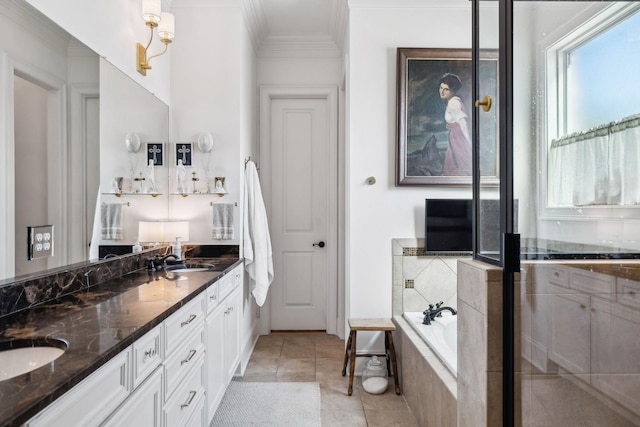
{"left": 424, "top": 199, "right": 473, "bottom": 252}
{"left": 425, "top": 198, "right": 515, "bottom": 253}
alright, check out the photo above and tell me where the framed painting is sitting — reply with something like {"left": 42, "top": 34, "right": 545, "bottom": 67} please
{"left": 396, "top": 48, "right": 499, "bottom": 186}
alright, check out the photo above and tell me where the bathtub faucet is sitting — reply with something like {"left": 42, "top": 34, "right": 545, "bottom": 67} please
{"left": 422, "top": 303, "right": 457, "bottom": 325}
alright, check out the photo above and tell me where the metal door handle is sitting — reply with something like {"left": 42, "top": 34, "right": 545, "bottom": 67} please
{"left": 313, "top": 241, "right": 325, "bottom": 248}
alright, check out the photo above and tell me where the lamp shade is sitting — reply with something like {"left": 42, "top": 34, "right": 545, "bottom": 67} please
{"left": 157, "top": 12, "right": 175, "bottom": 40}
{"left": 138, "top": 220, "right": 189, "bottom": 243}
{"left": 142, "top": 0, "right": 161, "bottom": 24}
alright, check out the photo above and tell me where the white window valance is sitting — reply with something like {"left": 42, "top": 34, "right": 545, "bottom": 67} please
{"left": 548, "top": 114, "right": 640, "bottom": 206}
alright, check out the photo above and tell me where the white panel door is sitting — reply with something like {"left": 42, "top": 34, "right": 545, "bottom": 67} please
{"left": 269, "top": 97, "right": 329, "bottom": 330}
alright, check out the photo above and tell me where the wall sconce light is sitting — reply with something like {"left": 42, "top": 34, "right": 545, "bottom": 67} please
{"left": 137, "top": 0, "right": 175, "bottom": 76}
{"left": 214, "top": 177, "right": 228, "bottom": 197}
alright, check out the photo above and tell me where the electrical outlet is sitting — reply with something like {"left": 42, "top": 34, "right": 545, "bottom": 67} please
{"left": 27, "top": 225, "right": 54, "bottom": 260}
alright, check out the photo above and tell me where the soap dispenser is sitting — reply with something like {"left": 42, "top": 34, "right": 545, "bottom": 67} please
{"left": 361, "top": 356, "right": 388, "bottom": 394}
{"left": 172, "top": 237, "right": 182, "bottom": 259}
{"left": 132, "top": 239, "right": 143, "bottom": 253}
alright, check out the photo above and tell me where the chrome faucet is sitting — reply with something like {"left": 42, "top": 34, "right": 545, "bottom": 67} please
{"left": 148, "top": 254, "right": 181, "bottom": 271}
{"left": 422, "top": 301, "right": 457, "bottom": 325}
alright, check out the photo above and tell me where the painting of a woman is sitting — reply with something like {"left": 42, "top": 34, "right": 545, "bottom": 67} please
{"left": 439, "top": 73, "right": 472, "bottom": 176}
{"left": 396, "top": 48, "right": 497, "bottom": 186}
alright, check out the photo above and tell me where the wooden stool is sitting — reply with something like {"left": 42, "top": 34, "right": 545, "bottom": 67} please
{"left": 341, "top": 318, "right": 401, "bottom": 396}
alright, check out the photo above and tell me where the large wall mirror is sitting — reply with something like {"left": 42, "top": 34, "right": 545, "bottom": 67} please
{"left": 0, "top": 0, "right": 169, "bottom": 281}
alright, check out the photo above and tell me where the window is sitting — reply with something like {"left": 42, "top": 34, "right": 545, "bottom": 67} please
{"left": 546, "top": 3, "right": 640, "bottom": 207}
{"left": 565, "top": 10, "right": 640, "bottom": 134}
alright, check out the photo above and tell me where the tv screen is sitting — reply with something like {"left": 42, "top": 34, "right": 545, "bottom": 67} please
{"left": 424, "top": 199, "right": 472, "bottom": 252}
{"left": 425, "top": 199, "right": 516, "bottom": 253}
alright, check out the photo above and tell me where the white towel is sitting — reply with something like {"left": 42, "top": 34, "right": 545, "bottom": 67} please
{"left": 212, "top": 203, "right": 234, "bottom": 240}
{"left": 101, "top": 203, "right": 123, "bottom": 240}
{"left": 243, "top": 161, "right": 274, "bottom": 307}
{"left": 88, "top": 186, "right": 102, "bottom": 260}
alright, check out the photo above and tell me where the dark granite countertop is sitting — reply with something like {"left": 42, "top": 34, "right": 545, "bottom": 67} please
{"left": 0, "top": 257, "right": 242, "bottom": 427}
{"left": 522, "top": 259, "right": 640, "bottom": 281}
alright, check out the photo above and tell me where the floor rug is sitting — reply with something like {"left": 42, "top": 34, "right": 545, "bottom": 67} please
{"left": 210, "top": 381, "right": 321, "bottom": 427}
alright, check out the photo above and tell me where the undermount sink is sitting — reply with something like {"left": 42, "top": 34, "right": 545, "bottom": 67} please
{"left": 166, "top": 263, "right": 216, "bottom": 273}
{"left": 0, "top": 338, "right": 68, "bottom": 381}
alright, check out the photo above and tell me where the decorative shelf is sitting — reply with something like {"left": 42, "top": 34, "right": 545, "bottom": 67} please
{"left": 170, "top": 192, "right": 226, "bottom": 197}
{"left": 102, "top": 192, "right": 162, "bottom": 198}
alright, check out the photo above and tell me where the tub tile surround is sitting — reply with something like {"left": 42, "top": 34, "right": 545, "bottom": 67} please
{"left": 392, "top": 238, "right": 464, "bottom": 427}
{"left": 394, "top": 315, "right": 457, "bottom": 427}
{"left": 457, "top": 258, "right": 521, "bottom": 427}
{"left": 392, "top": 238, "right": 471, "bottom": 316}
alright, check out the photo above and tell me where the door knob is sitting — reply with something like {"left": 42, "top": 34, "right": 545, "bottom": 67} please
{"left": 313, "top": 241, "right": 325, "bottom": 248}
{"left": 474, "top": 95, "right": 492, "bottom": 112}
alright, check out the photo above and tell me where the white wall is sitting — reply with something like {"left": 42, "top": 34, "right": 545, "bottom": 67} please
{"left": 170, "top": 0, "right": 259, "bottom": 369}
{"left": 346, "top": 5, "right": 473, "bottom": 329}
{"left": 169, "top": 4, "right": 246, "bottom": 244}
{"left": 24, "top": 0, "right": 171, "bottom": 103}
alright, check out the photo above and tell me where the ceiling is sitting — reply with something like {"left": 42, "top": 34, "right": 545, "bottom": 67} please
{"left": 245, "top": 0, "right": 348, "bottom": 57}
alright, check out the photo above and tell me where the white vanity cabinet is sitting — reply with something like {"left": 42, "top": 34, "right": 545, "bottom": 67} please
{"left": 26, "top": 347, "right": 132, "bottom": 427}
{"left": 205, "top": 265, "right": 243, "bottom": 425}
{"left": 537, "top": 264, "right": 640, "bottom": 419}
{"left": 25, "top": 264, "right": 243, "bottom": 427}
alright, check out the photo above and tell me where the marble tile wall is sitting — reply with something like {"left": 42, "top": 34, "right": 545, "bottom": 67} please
{"left": 392, "top": 238, "right": 471, "bottom": 316}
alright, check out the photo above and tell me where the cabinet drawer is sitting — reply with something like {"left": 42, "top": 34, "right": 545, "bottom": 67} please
{"left": 535, "top": 264, "right": 569, "bottom": 288}
{"left": 617, "top": 277, "right": 640, "bottom": 310}
{"left": 164, "top": 294, "right": 204, "bottom": 356}
{"left": 133, "top": 324, "right": 163, "bottom": 388}
{"left": 206, "top": 281, "right": 220, "bottom": 314}
{"left": 163, "top": 354, "right": 205, "bottom": 427}
{"left": 218, "top": 273, "right": 235, "bottom": 302}
{"left": 27, "top": 348, "right": 131, "bottom": 427}
{"left": 570, "top": 268, "right": 615, "bottom": 300}
{"left": 164, "top": 328, "right": 205, "bottom": 401}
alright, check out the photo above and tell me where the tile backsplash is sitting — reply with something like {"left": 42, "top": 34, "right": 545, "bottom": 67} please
{"left": 392, "top": 238, "right": 471, "bottom": 316}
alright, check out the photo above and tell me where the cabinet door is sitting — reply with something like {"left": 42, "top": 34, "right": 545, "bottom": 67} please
{"left": 205, "top": 303, "right": 226, "bottom": 424}
{"left": 548, "top": 285, "right": 590, "bottom": 378}
{"left": 223, "top": 287, "right": 242, "bottom": 382}
{"left": 591, "top": 299, "right": 640, "bottom": 415}
{"left": 103, "top": 367, "right": 163, "bottom": 427}
{"left": 27, "top": 349, "right": 131, "bottom": 427}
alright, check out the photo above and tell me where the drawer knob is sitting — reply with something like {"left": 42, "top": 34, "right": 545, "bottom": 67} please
{"left": 180, "top": 390, "right": 197, "bottom": 409}
{"left": 144, "top": 348, "right": 156, "bottom": 358}
{"left": 181, "top": 314, "right": 197, "bottom": 327}
{"left": 210, "top": 294, "right": 217, "bottom": 300}
{"left": 181, "top": 349, "right": 197, "bottom": 365}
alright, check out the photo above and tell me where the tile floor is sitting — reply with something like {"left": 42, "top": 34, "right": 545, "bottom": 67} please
{"left": 238, "top": 332, "right": 419, "bottom": 426}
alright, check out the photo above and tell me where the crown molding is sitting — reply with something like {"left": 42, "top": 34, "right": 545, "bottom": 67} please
{"left": 330, "top": 0, "right": 349, "bottom": 54}
{"left": 348, "top": 0, "right": 470, "bottom": 9}
{"left": 258, "top": 35, "right": 341, "bottom": 58}
{"left": 1, "top": 0, "right": 73, "bottom": 54}
{"left": 241, "top": 0, "right": 268, "bottom": 54}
